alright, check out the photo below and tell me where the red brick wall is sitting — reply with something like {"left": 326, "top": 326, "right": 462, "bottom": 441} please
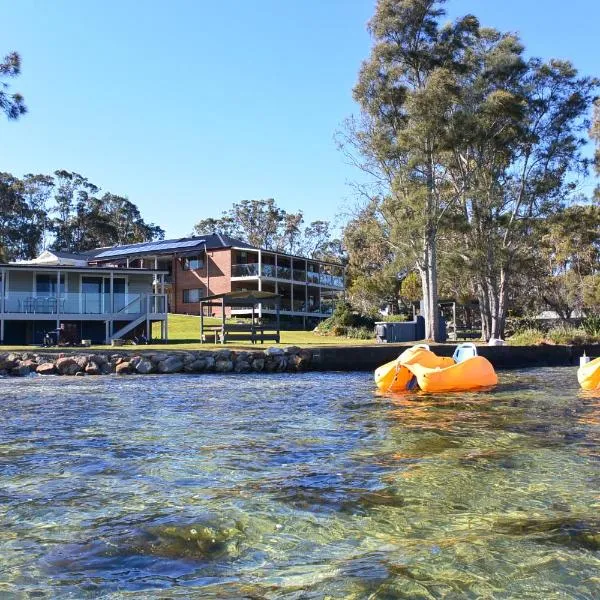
{"left": 172, "top": 249, "right": 232, "bottom": 316}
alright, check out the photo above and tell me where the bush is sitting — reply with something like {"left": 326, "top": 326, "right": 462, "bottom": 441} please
{"left": 382, "top": 314, "right": 409, "bottom": 322}
{"left": 508, "top": 328, "right": 545, "bottom": 346}
{"left": 546, "top": 324, "right": 589, "bottom": 345}
{"left": 345, "top": 326, "right": 376, "bottom": 339}
{"left": 582, "top": 314, "right": 600, "bottom": 338}
{"left": 316, "top": 301, "right": 375, "bottom": 337}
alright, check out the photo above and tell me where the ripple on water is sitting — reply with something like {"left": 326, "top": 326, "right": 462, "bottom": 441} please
{"left": 0, "top": 368, "right": 599, "bottom": 598}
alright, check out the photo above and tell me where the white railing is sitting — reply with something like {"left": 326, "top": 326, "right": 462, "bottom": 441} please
{"left": 1, "top": 292, "right": 167, "bottom": 316}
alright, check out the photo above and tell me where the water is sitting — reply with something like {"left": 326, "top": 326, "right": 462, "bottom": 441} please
{"left": 0, "top": 368, "right": 599, "bottom": 599}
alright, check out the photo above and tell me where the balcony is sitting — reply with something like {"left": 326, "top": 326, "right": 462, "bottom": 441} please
{"left": 230, "top": 263, "right": 343, "bottom": 288}
{"left": 1, "top": 292, "right": 167, "bottom": 316}
{"left": 231, "top": 263, "right": 260, "bottom": 277}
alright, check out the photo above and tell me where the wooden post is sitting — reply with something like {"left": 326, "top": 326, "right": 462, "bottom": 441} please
{"left": 221, "top": 297, "right": 226, "bottom": 344}
{"left": 276, "top": 298, "right": 280, "bottom": 343}
{"left": 453, "top": 301, "right": 457, "bottom": 340}
{"left": 110, "top": 272, "right": 114, "bottom": 314}
{"left": 200, "top": 300, "right": 204, "bottom": 344}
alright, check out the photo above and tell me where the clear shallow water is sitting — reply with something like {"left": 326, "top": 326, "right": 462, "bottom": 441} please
{"left": 0, "top": 369, "right": 599, "bottom": 599}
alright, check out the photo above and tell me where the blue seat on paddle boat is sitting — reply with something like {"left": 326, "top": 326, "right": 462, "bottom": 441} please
{"left": 453, "top": 343, "right": 478, "bottom": 364}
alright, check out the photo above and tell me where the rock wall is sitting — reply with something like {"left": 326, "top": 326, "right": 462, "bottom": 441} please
{"left": 0, "top": 347, "right": 313, "bottom": 377}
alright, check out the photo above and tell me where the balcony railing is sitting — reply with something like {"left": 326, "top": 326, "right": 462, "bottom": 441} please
{"left": 230, "top": 263, "right": 343, "bottom": 287}
{"left": 307, "top": 271, "right": 320, "bottom": 284}
{"left": 1, "top": 292, "right": 167, "bottom": 315}
{"left": 231, "top": 263, "right": 260, "bottom": 277}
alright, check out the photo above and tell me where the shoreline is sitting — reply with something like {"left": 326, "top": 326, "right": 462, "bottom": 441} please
{"left": 0, "top": 343, "right": 598, "bottom": 377}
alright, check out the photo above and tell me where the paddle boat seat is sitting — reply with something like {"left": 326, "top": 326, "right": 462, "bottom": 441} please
{"left": 452, "top": 343, "right": 478, "bottom": 363}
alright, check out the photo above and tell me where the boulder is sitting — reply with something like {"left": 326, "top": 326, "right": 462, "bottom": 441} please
{"left": 73, "top": 355, "right": 89, "bottom": 370}
{"left": 116, "top": 361, "right": 132, "bottom": 375}
{"left": 135, "top": 359, "right": 155, "bottom": 374}
{"left": 90, "top": 353, "right": 108, "bottom": 366}
{"left": 234, "top": 360, "right": 251, "bottom": 373}
{"left": 0, "top": 356, "right": 18, "bottom": 371}
{"left": 21, "top": 358, "right": 39, "bottom": 370}
{"left": 251, "top": 358, "right": 265, "bottom": 372}
{"left": 215, "top": 359, "right": 233, "bottom": 373}
{"left": 214, "top": 349, "right": 233, "bottom": 361}
{"left": 204, "top": 356, "right": 216, "bottom": 371}
{"left": 56, "top": 357, "right": 82, "bottom": 376}
{"left": 265, "top": 347, "right": 284, "bottom": 356}
{"left": 184, "top": 359, "right": 206, "bottom": 373}
{"left": 283, "top": 346, "right": 301, "bottom": 355}
{"left": 37, "top": 362, "right": 56, "bottom": 375}
{"left": 157, "top": 356, "right": 184, "bottom": 374}
{"left": 11, "top": 364, "right": 30, "bottom": 377}
{"left": 85, "top": 362, "right": 101, "bottom": 375}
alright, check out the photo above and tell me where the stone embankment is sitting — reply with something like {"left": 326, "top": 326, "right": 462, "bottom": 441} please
{"left": 0, "top": 347, "right": 313, "bottom": 377}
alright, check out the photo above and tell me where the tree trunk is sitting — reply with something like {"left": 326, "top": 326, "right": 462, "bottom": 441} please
{"left": 427, "top": 234, "right": 440, "bottom": 341}
{"left": 491, "top": 268, "right": 509, "bottom": 339}
{"left": 418, "top": 234, "right": 440, "bottom": 341}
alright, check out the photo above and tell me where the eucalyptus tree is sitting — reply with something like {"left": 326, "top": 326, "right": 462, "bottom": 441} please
{"left": 341, "top": 0, "right": 480, "bottom": 340}
{"left": 445, "top": 34, "right": 597, "bottom": 337}
{"left": 0, "top": 50, "right": 26, "bottom": 120}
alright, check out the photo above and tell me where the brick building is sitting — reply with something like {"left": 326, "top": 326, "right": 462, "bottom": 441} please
{"left": 32, "top": 234, "right": 345, "bottom": 324}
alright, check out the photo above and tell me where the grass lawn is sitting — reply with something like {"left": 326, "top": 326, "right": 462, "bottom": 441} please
{"left": 0, "top": 314, "right": 376, "bottom": 352}
{"left": 151, "top": 313, "right": 376, "bottom": 349}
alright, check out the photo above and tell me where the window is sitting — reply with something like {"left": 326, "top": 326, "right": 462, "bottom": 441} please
{"left": 182, "top": 256, "right": 204, "bottom": 271}
{"left": 183, "top": 288, "right": 203, "bottom": 303}
{"left": 36, "top": 273, "right": 66, "bottom": 295}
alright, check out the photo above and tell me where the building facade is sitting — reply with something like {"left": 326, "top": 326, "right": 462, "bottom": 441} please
{"left": 89, "top": 233, "right": 345, "bottom": 322}
{"left": 4, "top": 234, "right": 345, "bottom": 343}
{"left": 0, "top": 262, "right": 168, "bottom": 345}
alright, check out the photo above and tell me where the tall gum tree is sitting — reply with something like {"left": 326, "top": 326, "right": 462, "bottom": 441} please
{"left": 446, "top": 40, "right": 597, "bottom": 338}
{"left": 341, "top": 0, "right": 479, "bottom": 340}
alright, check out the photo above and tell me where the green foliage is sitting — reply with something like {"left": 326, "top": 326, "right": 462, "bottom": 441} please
{"left": 315, "top": 301, "right": 375, "bottom": 338}
{"left": 545, "top": 325, "right": 590, "bottom": 346}
{"left": 509, "top": 322, "right": 600, "bottom": 346}
{"left": 507, "top": 329, "right": 545, "bottom": 346}
{"left": 193, "top": 199, "right": 342, "bottom": 259}
{"left": 345, "top": 326, "right": 376, "bottom": 340}
{"left": 582, "top": 315, "right": 600, "bottom": 338}
{"left": 400, "top": 272, "right": 421, "bottom": 304}
{"left": 383, "top": 314, "right": 408, "bottom": 322}
{"left": 342, "top": 0, "right": 598, "bottom": 341}
{"left": 0, "top": 50, "right": 26, "bottom": 120}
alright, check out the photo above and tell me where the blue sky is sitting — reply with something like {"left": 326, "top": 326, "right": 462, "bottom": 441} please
{"left": 2, "top": 0, "right": 599, "bottom": 238}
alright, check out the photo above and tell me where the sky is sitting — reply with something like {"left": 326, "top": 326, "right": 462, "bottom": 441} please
{"left": 2, "top": 0, "right": 599, "bottom": 238}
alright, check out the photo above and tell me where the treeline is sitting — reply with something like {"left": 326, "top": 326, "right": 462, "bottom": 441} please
{"left": 339, "top": 0, "right": 600, "bottom": 340}
{"left": 0, "top": 170, "right": 164, "bottom": 262}
{"left": 193, "top": 198, "right": 342, "bottom": 260}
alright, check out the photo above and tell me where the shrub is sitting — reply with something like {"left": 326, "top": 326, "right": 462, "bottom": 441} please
{"left": 315, "top": 301, "right": 375, "bottom": 336}
{"left": 346, "top": 326, "right": 375, "bottom": 339}
{"left": 383, "top": 314, "right": 409, "bottom": 322}
{"left": 508, "top": 328, "right": 545, "bottom": 346}
{"left": 546, "top": 324, "right": 589, "bottom": 345}
{"left": 582, "top": 314, "right": 600, "bottom": 338}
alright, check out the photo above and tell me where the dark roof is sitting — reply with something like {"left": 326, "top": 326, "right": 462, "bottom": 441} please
{"left": 1, "top": 263, "right": 167, "bottom": 273}
{"left": 91, "top": 233, "right": 255, "bottom": 260}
